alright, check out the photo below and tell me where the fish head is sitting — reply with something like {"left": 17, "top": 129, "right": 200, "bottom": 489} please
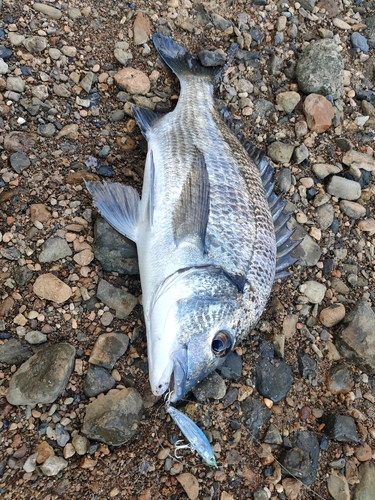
{"left": 148, "top": 266, "right": 242, "bottom": 402}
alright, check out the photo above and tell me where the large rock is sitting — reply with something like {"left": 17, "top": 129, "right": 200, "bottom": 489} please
{"left": 82, "top": 388, "right": 143, "bottom": 446}
{"left": 296, "top": 39, "right": 344, "bottom": 99}
{"left": 33, "top": 273, "right": 72, "bottom": 303}
{"left": 335, "top": 301, "right": 375, "bottom": 374}
{"left": 6, "top": 343, "right": 75, "bottom": 405}
{"left": 89, "top": 332, "right": 129, "bottom": 369}
{"left": 96, "top": 279, "right": 138, "bottom": 319}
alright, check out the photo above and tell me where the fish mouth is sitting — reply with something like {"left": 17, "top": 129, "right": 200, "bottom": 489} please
{"left": 169, "top": 347, "right": 188, "bottom": 403}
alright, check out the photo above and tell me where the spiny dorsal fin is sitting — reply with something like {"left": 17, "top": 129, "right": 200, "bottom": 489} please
{"left": 85, "top": 181, "right": 140, "bottom": 242}
{"left": 173, "top": 150, "right": 210, "bottom": 253}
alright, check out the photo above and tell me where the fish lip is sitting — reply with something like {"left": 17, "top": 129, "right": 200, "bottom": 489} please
{"left": 169, "top": 347, "right": 188, "bottom": 402}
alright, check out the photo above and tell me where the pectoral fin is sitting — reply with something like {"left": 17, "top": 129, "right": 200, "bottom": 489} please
{"left": 172, "top": 151, "right": 210, "bottom": 253}
{"left": 86, "top": 181, "right": 140, "bottom": 242}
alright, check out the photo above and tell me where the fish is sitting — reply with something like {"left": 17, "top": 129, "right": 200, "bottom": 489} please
{"left": 166, "top": 401, "right": 217, "bottom": 467}
{"left": 86, "top": 33, "right": 299, "bottom": 403}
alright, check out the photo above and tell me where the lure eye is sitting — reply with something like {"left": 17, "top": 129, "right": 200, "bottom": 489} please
{"left": 211, "top": 331, "right": 232, "bottom": 358}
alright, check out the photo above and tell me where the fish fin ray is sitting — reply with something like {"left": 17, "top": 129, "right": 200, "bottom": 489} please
{"left": 133, "top": 106, "right": 163, "bottom": 138}
{"left": 153, "top": 33, "right": 220, "bottom": 81}
{"left": 85, "top": 181, "right": 139, "bottom": 242}
{"left": 173, "top": 151, "right": 210, "bottom": 252}
{"left": 148, "top": 150, "right": 155, "bottom": 227}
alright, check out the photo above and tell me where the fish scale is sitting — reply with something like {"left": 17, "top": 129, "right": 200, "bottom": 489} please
{"left": 87, "top": 33, "right": 299, "bottom": 402}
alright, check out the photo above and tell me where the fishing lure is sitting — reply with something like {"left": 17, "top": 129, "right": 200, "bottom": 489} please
{"left": 165, "top": 399, "right": 217, "bottom": 467}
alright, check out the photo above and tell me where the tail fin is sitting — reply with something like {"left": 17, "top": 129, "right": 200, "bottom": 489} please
{"left": 152, "top": 33, "right": 219, "bottom": 81}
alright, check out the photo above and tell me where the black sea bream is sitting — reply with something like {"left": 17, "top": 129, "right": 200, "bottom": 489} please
{"left": 87, "top": 33, "right": 299, "bottom": 402}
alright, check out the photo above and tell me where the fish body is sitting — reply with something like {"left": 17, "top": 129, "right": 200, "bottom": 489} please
{"left": 87, "top": 34, "right": 298, "bottom": 402}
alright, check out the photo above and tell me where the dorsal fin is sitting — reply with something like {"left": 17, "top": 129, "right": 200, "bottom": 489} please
{"left": 172, "top": 150, "right": 210, "bottom": 253}
{"left": 133, "top": 106, "right": 163, "bottom": 138}
{"left": 218, "top": 105, "right": 303, "bottom": 280}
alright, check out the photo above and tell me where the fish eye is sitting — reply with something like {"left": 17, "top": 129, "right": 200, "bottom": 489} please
{"left": 211, "top": 331, "right": 232, "bottom": 357}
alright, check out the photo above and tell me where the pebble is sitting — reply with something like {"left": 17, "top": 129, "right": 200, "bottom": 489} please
{"left": 23, "top": 453, "right": 38, "bottom": 473}
{"left": 342, "top": 150, "right": 375, "bottom": 172}
{"left": 32, "top": 3, "right": 62, "bottom": 20}
{"left": 56, "top": 423, "right": 70, "bottom": 447}
{"left": 267, "top": 141, "right": 294, "bottom": 164}
{"left": 216, "top": 351, "right": 242, "bottom": 380}
{"left": 328, "top": 472, "right": 350, "bottom": 500}
{"left": 339, "top": 200, "right": 366, "bottom": 219}
{"left": 300, "top": 281, "right": 326, "bottom": 303}
{"left": 36, "top": 441, "right": 55, "bottom": 464}
{"left": 96, "top": 278, "right": 138, "bottom": 319}
{"left": 354, "top": 461, "right": 375, "bottom": 499}
{"left": 83, "top": 365, "right": 116, "bottom": 397}
{"left": 33, "top": 273, "right": 72, "bottom": 303}
{"left": 9, "top": 152, "right": 30, "bottom": 173}
{"left": 281, "top": 430, "right": 320, "bottom": 485}
{"left": 40, "top": 456, "right": 68, "bottom": 477}
{"left": 198, "top": 49, "right": 226, "bottom": 67}
{"left": 327, "top": 364, "right": 352, "bottom": 394}
{"left": 316, "top": 203, "right": 334, "bottom": 230}
{"left": 337, "top": 301, "right": 375, "bottom": 375}
{"left": 320, "top": 304, "right": 346, "bottom": 327}
{"left": 0, "top": 338, "right": 30, "bottom": 365}
{"left": 6, "top": 76, "right": 25, "bottom": 93}
{"left": 25, "top": 330, "right": 47, "bottom": 345}
{"left": 4, "top": 131, "right": 37, "bottom": 153}
{"left": 23, "top": 36, "right": 48, "bottom": 54}
{"left": 351, "top": 33, "right": 369, "bottom": 53}
{"left": 255, "top": 342, "right": 293, "bottom": 402}
{"left": 242, "top": 398, "right": 271, "bottom": 439}
{"left": 355, "top": 444, "right": 373, "bottom": 462}
{"left": 357, "top": 218, "right": 375, "bottom": 236}
{"left": 73, "top": 249, "right": 94, "bottom": 266}
{"left": 298, "top": 353, "right": 318, "bottom": 380}
{"left": 176, "top": 473, "right": 200, "bottom": 500}
{"left": 327, "top": 176, "right": 361, "bottom": 201}
{"left": 323, "top": 414, "right": 359, "bottom": 443}
{"left": 114, "top": 41, "right": 133, "bottom": 65}
{"left": 192, "top": 371, "right": 226, "bottom": 401}
{"left": 14, "top": 266, "right": 33, "bottom": 288}
{"left": 114, "top": 68, "right": 150, "bottom": 95}
{"left": 6, "top": 343, "right": 75, "bottom": 405}
{"left": 56, "top": 124, "right": 79, "bottom": 140}
{"left": 39, "top": 237, "right": 72, "bottom": 263}
{"left": 82, "top": 388, "right": 143, "bottom": 446}
{"left": 303, "top": 94, "right": 335, "bottom": 133}
{"left": 133, "top": 12, "right": 150, "bottom": 45}
{"left": 72, "top": 434, "right": 90, "bottom": 455}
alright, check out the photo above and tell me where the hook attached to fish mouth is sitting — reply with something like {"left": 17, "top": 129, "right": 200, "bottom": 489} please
{"left": 169, "top": 347, "right": 188, "bottom": 403}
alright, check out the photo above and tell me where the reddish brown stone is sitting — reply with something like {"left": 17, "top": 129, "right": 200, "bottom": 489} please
{"left": 114, "top": 68, "right": 150, "bottom": 95}
{"left": 303, "top": 94, "right": 334, "bottom": 133}
{"left": 30, "top": 203, "right": 50, "bottom": 222}
{"left": 0, "top": 296, "right": 15, "bottom": 317}
{"left": 65, "top": 170, "right": 99, "bottom": 184}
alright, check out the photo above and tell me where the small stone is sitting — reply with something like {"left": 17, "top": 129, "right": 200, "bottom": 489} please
{"left": 327, "top": 176, "right": 361, "bottom": 201}
{"left": 114, "top": 68, "right": 150, "bottom": 95}
{"left": 192, "top": 371, "right": 226, "bottom": 402}
{"left": 56, "top": 423, "right": 70, "bottom": 447}
{"left": 36, "top": 441, "right": 55, "bottom": 464}
{"left": 33, "top": 273, "right": 72, "bottom": 303}
{"left": 96, "top": 279, "right": 138, "bottom": 319}
{"left": 211, "top": 13, "right": 232, "bottom": 31}
{"left": 355, "top": 444, "right": 372, "bottom": 462}
{"left": 63, "top": 443, "right": 75, "bottom": 459}
{"left": 39, "top": 237, "right": 72, "bottom": 263}
{"left": 6, "top": 76, "right": 25, "bottom": 93}
{"left": 56, "top": 124, "right": 79, "bottom": 140}
{"left": 280, "top": 431, "right": 320, "bottom": 485}
{"left": 32, "top": 3, "right": 62, "bottom": 19}
{"left": 300, "top": 281, "right": 326, "bottom": 303}
{"left": 323, "top": 414, "right": 359, "bottom": 443}
{"left": 4, "top": 132, "right": 37, "bottom": 153}
{"left": 316, "top": 203, "right": 334, "bottom": 230}
{"left": 25, "top": 330, "right": 47, "bottom": 345}
{"left": 342, "top": 150, "right": 375, "bottom": 172}
{"left": 312, "top": 163, "right": 341, "bottom": 179}
{"left": 276, "top": 91, "right": 301, "bottom": 113}
{"left": 176, "top": 473, "right": 200, "bottom": 500}
{"left": 30, "top": 204, "right": 50, "bottom": 222}
{"left": 9, "top": 152, "right": 30, "bottom": 173}
{"left": 72, "top": 434, "right": 90, "bottom": 455}
{"left": 23, "top": 36, "right": 48, "bottom": 54}
{"left": 198, "top": 49, "right": 226, "bottom": 67}
{"left": 282, "top": 478, "right": 302, "bottom": 500}
{"left": 340, "top": 201, "right": 366, "bottom": 220}
{"left": 267, "top": 141, "right": 294, "bottom": 164}
{"left": 23, "top": 453, "right": 38, "bottom": 473}
{"left": 242, "top": 398, "right": 271, "bottom": 439}
{"left": 255, "top": 343, "right": 293, "bottom": 402}
{"left": 83, "top": 365, "right": 116, "bottom": 397}
{"left": 358, "top": 218, "right": 375, "bottom": 236}
{"left": 38, "top": 123, "right": 56, "bottom": 138}
{"left": 79, "top": 72, "right": 94, "bottom": 93}
{"left": 0, "top": 338, "right": 30, "bottom": 365}
{"left": 40, "top": 456, "right": 68, "bottom": 476}
{"left": 68, "top": 8, "right": 81, "bottom": 20}
{"left": 303, "top": 94, "right": 334, "bottom": 133}
{"left": 133, "top": 12, "right": 150, "bottom": 45}
{"left": 114, "top": 41, "right": 133, "bottom": 65}
{"left": 353, "top": 461, "right": 375, "bottom": 499}
{"left": 327, "top": 364, "right": 352, "bottom": 394}
{"left": 351, "top": 33, "right": 369, "bottom": 52}
{"left": 73, "top": 249, "right": 94, "bottom": 266}
{"left": 320, "top": 304, "right": 346, "bottom": 327}
{"left": 328, "top": 472, "right": 350, "bottom": 500}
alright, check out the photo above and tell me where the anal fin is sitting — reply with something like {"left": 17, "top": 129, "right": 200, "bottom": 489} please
{"left": 86, "top": 181, "right": 140, "bottom": 242}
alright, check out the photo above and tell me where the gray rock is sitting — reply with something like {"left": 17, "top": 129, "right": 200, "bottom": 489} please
{"left": 83, "top": 365, "right": 116, "bottom": 397}
{"left": 336, "top": 301, "right": 375, "bottom": 375}
{"left": 276, "top": 167, "right": 292, "bottom": 192}
{"left": 39, "top": 237, "right": 72, "bottom": 263}
{"left": 281, "top": 431, "right": 319, "bottom": 485}
{"left": 253, "top": 98, "right": 275, "bottom": 119}
{"left": 79, "top": 71, "right": 95, "bottom": 93}
{"left": 327, "top": 364, "right": 352, "bottom": 395}
{"left": 0, "top": 338, "right": 31, "bottom": 365}
{"left": 316, "top": 203, "right": 334, "bottom": 230}
{"left": 300, "top": 281, "right": 326, "bottom": 303}
{"left": 216, "top": 351, "right": 242, "bottom": 380}
{"left": 293, "top": 144, "right": 309, "bottom": 164}
{"left": 1, "top": 247, "right": 21, "bottom": 261}
{"left": 353, "top": 461, "right": 375, "bottom": 500}
{"left": 192, "top": 371, "right": 226, "bottom": 402}
{"left": 339, "top": 200, "right": 366, "bottom": 219}
{"left": 298, "top": 0, "right": 317, "bottom": 11}
{"left": 242, "top": 398, "right": 271, "bottom": 439}
{"left": 327, "top": 176, "right": 361, "bottom": 201}
{"left": 312, "top": 163, "right": 341, "bottom": 179}
{"left": 23, "top": 453, "right": 38, "bottom": 473}
{"left": 6, "top": 343, "right": 76, "bottom": 405}
{"left": 23, "top": 36, "right": 48, "bottom": 54}
{"left": 89, "top": 332, "right": 129, "bottom": 369}
{"left": 331, "top": 277, "right": 350, "bottom": 295}
{"left": 82, "top": 387, "right": 143, "bottom": 446}
{"left": 6, "top": 76, "right": 25, "bottom": 93}
{"left": 13, "top": 266, "right": 33, "bottom": 287}
{"left": 267, "top": 141, "right": 294, "bottom": 164}
{"left": 114, "top": 42, "right": 133, "bottom": 65}
{"left": 255, "top": 352, "right": 293, "bottom": 402}
{"left": 93, "top": 216, "right": 139, "bottom": 275}
{"left": 222, "top": 387, "right": 238, "bottom": 408}
{"left": 291, "top": 231, "right": 321, "bottom": 267}
{"left": 297, "top": 353, "right": 318, "bottom": 380}
{"left": 56, "top": 423, "right": 70, "bottom": 447}
{"left": 72, "top": 434, "right": 90, "bottom": 455}
{"left": 322, "top": 414, "right": 359, "bottom": 443}
{"left": 0, "top": 58, "right": 8, "bottom": 74}
{"left": 263, "top": 424, "right": 283, "bottom": 445}
{"left": 38, "top": 123, "right": 56, "bottom": 138}
{"left": 40, "top": 456, "right": 68, "bottom": 476}
{"left": 198, "top": 49, "right": 226, "bottom": 67}
{"left": 296, "top": 39, "right": 344, "bottom": 99}
{"left": 25, "top": 330, "right": 47, "bottom": 345}
{"left": 32, "top": 3, "right": 62, "bottom": 19}
{"left": 109, "top": 109, "right": 125, "bottom": 122}
{"left": 96, "top": 279, "right": 138, "bottom": 319}
{"left": 68, "top": 7, "right": 81, "bottom": 20}
{"left": 9, "top": 152, "right": 30, "bottom": 173}
{"left": 211, "top": 13, "right": 232, "bottom": 31}
{"left": 351, "top": 32, "right": 369, "bottom": 53}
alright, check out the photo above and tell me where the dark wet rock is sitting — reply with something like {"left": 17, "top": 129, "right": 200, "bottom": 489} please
{"left": 56, "top": 423, "right": 70, "bottom": 447}
{"left": 255, "top": 342, "right": 293, "bottom": 402}
{"left": 216, "top": 351, "right": 242, "bottom": 380}
{"left": 281, "top": 431, "right": 319, "bottom": 485}
{"left": 1, "top": 247, "right": 20, "bottom": 261}
{"left": 83, "top": 365, "right": 116, "bottom": 397}
{"left": 296, "top": 39, "right": 344, "bottom": 99}
{"left": 0, "top": 45, "right": 13, "bottom": 59}
{"left": 222, "top": 387, "right": 238, "bottom": 408}
{"left": 316, "top": 203, "right": 334, "bottom": 230}
{"left": 82, "top": 387, "right": 143, "bottom": 446}
{"left": 0, "top": 338, "right": 31, "bottom": 365}
{"left": 335, "top": 301, "right": 375, "bottom": 375}
{"left": 353, "top": 461, "right": 375, "bottom": 499}
{"left": 297, "top": 353, "right": 318, "bottom": 381}
{"left": 96, "top": 278, "right": 138, "bottom": 319}
{"left": 192, "top": 371, "right": 226, "bottom": 402}
{"left": 38, "top": 237, "right": 72, "bottom": 263}
{"left": 9, "top": 152, "right": 30, "bottom": 173}
{"left": 13, "top": 266, "right": 33, "bottom": 287}
{"left": 198, "top": 49, "right": 226, "bottom": 67}
{"left": 93, "top": 216, "right": 139, "bottom": 275}
{"left": 242, "top": 398, "right": 271, "bottom": 439}
{"left": 89, "top": 332, "right": 129, "bottom": 369}
{"left": 327, "top": 364, "right": 353, "bottom": 394}
{"left": 263, "top": 424, "right": 283, "bottom": 445}
{"left": 322, "top": 414, "right": 359, "bottom": 443}
{"left": 6, "top": 343, "right": 75, "bottom": 405}
{"left": 276, "top": 167, "right": 292, "bottom": 193}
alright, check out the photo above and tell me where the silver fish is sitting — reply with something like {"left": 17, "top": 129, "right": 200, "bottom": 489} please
{"left": 87, "top": 33, "right": 298, "bottom": 402}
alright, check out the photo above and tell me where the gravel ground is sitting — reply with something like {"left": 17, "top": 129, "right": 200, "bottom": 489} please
{"left": 1, "top": 0, "right": 375, "bottom": 499}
